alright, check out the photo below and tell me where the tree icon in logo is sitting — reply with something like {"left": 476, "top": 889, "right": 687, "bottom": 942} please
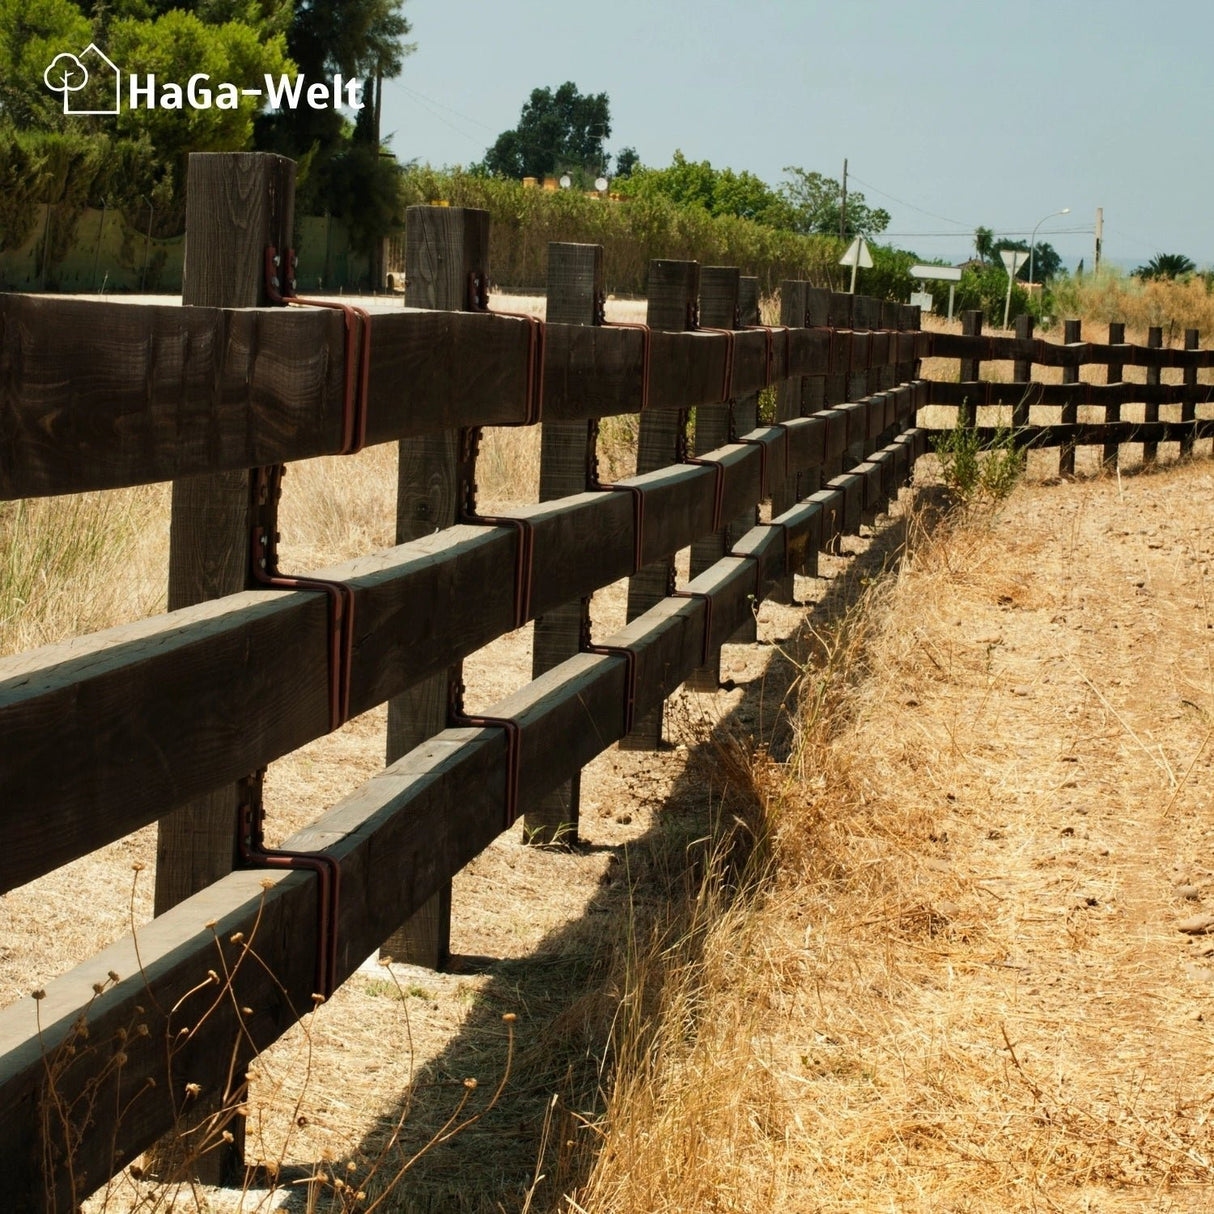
{"left": 44, "top": 54, "right": 89, "bottom": 107}
{"left": 43, "top": 45, "right": 121, "bottom": 115}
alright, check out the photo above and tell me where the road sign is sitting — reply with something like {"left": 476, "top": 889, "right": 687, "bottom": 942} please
{"left": 910, "top": 263, "right": 962, "bottom": 282}
{"left": 840, "top": 236, "right": 872, "bottom": 293}
{"left": 1000, "top": 249, "right": 1030, "bottom": 328}
{"left": 839, "top": 236, "right": 873, "bottom": 269}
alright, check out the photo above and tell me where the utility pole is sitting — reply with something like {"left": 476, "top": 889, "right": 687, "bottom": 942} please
{"left": 839, "top": 158, "right": 848, "bottom": 241}
{"left": 1094, "top": 207, "right": 1103, "bottom": 273}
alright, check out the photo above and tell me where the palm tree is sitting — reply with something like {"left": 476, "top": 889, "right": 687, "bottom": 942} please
{"left": 1133, "top": 252, "right": 1196, "bottom": 280}
{"left": 974, "top": 226, "right": 995, "bottom": 265}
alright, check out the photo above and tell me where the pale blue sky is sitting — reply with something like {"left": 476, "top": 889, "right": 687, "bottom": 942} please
{"left": 381, "top": 0, "right": 1214, "bottom": 270}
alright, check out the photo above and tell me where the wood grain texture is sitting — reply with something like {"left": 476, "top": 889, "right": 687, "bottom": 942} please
{"left": 1104, "top": 321, "right": 1126, "bottom": 470}
{"left": 687, "top": 265, "right": 741, "bottom": 690}
{"left": 1143, "top": 325, "right": 1163, "bottom": 467}
{"left": 1059, "top": 319, "right": 1081, "bottom": 476}
{"left": 157, "top": 153, "right": 295, "bottom": 920}
{"left": 385, "top": 204, "right": 489, "bottom": 969}
{"left": 623, "top": 259, "right": 699, "bottom": 749}
{"left": 728, "top": 276, "right": 762, "bottom": 642}
{"left": 1182, "top": 329, "right": 1199, "bottom": 458}
{"left": 526, "top": 242, "right": 603, "bottom": 842}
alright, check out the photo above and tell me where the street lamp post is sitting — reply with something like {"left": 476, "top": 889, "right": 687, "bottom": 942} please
{"left": 1029, "top": 207, "right": 1070, "bottom": 287}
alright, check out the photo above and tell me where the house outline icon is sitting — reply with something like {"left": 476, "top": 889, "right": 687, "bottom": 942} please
{"left": 63, "top": 44, "right": 121, "bottom": 116}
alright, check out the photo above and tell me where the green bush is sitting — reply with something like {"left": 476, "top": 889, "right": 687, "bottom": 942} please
{"left": 931, "top": 413, "right": 1024, "bottom": 506}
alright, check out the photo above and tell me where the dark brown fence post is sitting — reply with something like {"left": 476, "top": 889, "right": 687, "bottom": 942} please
{"left": 621, "top": 259, "right": 700, "bottom": 750}
{"left": 959, "top": 309, "right": 983, "bottom": 428}
{"left": 727, "top": 275, "right": 762, "bottom": 645}
{"left": 382, "top": 205, "right": 489, "bottom": 968}
{"left": 1182, "top": 328, "right": 1199, "bottom": 459}
{"left": 686, "top": 266, "right": 742, "bottom": 691}
{"left": 154, "top": 151, "right": 296, "bottom": 1183}
{"left": 1012, "top": 313, "right": 1034, "bottom": 433}
{"left": 1060, "top": 318, "right": 1081, "bottom": 477}
{"left": 768, "top": 279, "right": 812, "bottom": 604}
{"left": 524, "top": 242, "right": 603, "bottom": 843}
{"left": 1104, "top": 321, "right": 1126, "bottom": 470}
{"left": 1144, "top": 325, "right": 1163, "bottom": 466}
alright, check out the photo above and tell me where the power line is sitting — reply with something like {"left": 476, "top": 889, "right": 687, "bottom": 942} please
{"left": 844, "top": 171, "right": 973, "bottom": 229}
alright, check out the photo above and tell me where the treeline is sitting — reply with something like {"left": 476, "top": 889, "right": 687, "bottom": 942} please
{"left": 399, "top": 167, "right": 919, "bottom": 299}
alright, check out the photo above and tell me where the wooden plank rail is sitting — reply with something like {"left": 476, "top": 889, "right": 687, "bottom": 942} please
{"left": 0, "top": 387, "right": 927, "bottom": 895}
{"left": 928, "top": 380, "right": 1211, "bottom": 409}
{"left": 0, "top": 425, "right": 928, "bottom": 1210}
{"left": 0, "top": 294, "right": 919, "bottom": 500}
{"left": 929, "top": 330, "right": 1214, "bottom": 368}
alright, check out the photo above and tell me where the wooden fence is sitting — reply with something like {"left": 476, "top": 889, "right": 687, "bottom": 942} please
{"left": 0, "top": 152, "right": 930, "bottom": 1208}
{"left": 3, "top": 154, "right": 1211, "bottom": 1206}
{"left": 925, "top": 309, "right": 1214, "bottom": 474}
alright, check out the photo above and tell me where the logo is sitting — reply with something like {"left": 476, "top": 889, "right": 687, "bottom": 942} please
{"left": 44, "top": 45, "right": 362, "bottom": 114}
{"left": 44, "top": 44, "right": 120, "bottom": 115}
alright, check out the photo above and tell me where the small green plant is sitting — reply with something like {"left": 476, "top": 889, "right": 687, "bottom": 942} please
{"left": 931, "top": 410, "right": 1024, "bottom": 506}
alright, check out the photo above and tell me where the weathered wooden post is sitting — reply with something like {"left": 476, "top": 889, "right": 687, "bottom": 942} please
{"left": 524, "top": 242, "right": 604, "bottom": 843}
{"left": 687, "top": 265, "right": 741, "bottom": 691}
{"left": 769, "top": 279, "right": 814, "bottom": 603}
{"left": 959, "top": 309, "right": 983, "bottom": 429}
{"left": 1182, "top": 328, "right": 1199, "bottom": 459}
{"left": 156, "top": 149, "right": 296, "bottom": 1182}
{"left": 1144, "top": 325, "right": 1163, "bottom": 466}
{"left": 1013, "top": 313, "right": 1034, "bottom": 433}
{"left": 622, "top": 259, "right": 699, "bottom": 750}
{"left": 1104, "top": 321, "right": 1126, "bottom": 470}
{"left": 1060, "top": 318, "right": 1081, "bottom": 477}
{"left": 728, "top": 276, "right": 762, "bottom": 645}
{"left": 382, "top": 205, "right": 489, "bottom": 968}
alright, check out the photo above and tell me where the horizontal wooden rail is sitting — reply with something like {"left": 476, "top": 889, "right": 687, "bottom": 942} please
{"left": 928, "top": 381, "right": 1214, "bottom": 408}
{"left": 930, "top": 330, "right": 1214, "bottom": 369}
{"left": 0, "top": 427, "right": 929, "bottom": 1209}
{"left": 0, "top": 385, "right": 928, "bottom": 893}
{"left": 944, "top": 420, "right": 1214, "bottom": 449}
{"left": 0, "top": 292, "right": 927, "bottom": 500}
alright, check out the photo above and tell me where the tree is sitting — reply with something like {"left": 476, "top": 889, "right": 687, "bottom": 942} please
{"left": 779, "top": 167, "right": 890, "bottom": 239}
{"left": 974, "top": 226, "right": 995, "bottom": 263}
{"left": 254, "top": 0, "right": 414, "bottom": 254}
{"left": 613, "top": 145, "right": 639, "bottom": 179}
{"left": 616, "top": 150, "right": 794, "bottom": 227}
{"left": 480, "top": 81, "right": 610, "bottom": 180}
{"left": 1134, "top": 252, "right": 1196, "bottom": 280}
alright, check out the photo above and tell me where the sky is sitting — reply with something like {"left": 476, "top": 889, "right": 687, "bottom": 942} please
{"left": 380, "top": 0, "right": 1214, "bottom": 271}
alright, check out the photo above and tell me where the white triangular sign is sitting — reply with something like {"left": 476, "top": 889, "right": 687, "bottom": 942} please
{"left": 839, "top": 236, "right": 873, "bottom": 269}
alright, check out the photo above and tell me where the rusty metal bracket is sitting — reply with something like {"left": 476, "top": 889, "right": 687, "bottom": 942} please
{"left": 579, "top": 616, "right": 640, "bottom": 735}
{"left": 683, "top": 455, "right": 727, "bottom": 533}
{"left": 730, "top": 548, "right": 765, "bottom": 607}
{"left": 596, "top": 292, "right": 653, "bottom": 413}
{"left": 238, "top": 772, "right": 342, "bottom": 1000}
{"left": 733, "top": 434, "right": 771, "bottom": 498}
{"left": 671, "top": 589, "right": 715, "bottom": 666}
{"left": 266, "top": 247, "right": 370, "bottom": 454}
{"left": 455, "top": 428, "right": 536, "bottom": 631}
{"left": 747, "top": 324, "right": 792, "bottom": 388}
{"left": 447, "top": 679, "right": 523, "bottom": 830}
{"left": 467, "top": 271, "right": 546, "bottom": 425}
{"left": 251, "top": 465, "right": 356, "bottom": 733}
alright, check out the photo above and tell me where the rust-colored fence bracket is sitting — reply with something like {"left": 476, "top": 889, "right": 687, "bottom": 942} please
{"left": 579, "top": 616, "right": 640, "bottom": 735}
{"left": 453, "top": 427, "right": 536, "bottom": 632}
{"left": 683, "top": 456, "right": 727, "bottom": 533}
{"left": 467, "top": 271, "right": 546, "bottom": 426}
{"left": 265, "top": 246, "right": 371, "bottom": 454}
{"left": 733, "top": 436, "right": 769, "bottom": 498}
{"left": 250, "top": 465, "right": 355, "bottom": 733}
{"left": 447, "top": 679, "right": 523, "bottom": 830}
{"left": 746, "top": 323, "right": 792, "bottom": 389}
{"left": 671, "top": 589, "right": 714, "bottom": 666}
{"left": 237, "top": 771, "right": 342, "bottom": 1000}
{"left": 596, "top": 292, "right": 654, "bottom": 414}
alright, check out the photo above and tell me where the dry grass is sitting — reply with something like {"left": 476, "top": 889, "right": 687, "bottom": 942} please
{"left": 570, "top": 465, "right": 1214, "bottom": 1213}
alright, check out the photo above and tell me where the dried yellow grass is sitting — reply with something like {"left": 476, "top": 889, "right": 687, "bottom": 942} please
{"left": 572, "top": 465, "right": 1214, "bottom": 1213}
